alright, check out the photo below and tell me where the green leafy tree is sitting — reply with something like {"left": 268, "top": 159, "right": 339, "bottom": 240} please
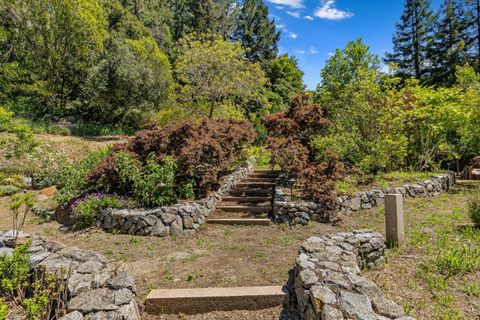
{"left": 80, "top": 36, "right": 172, "bottom": 129}
{"left": 264, "top": 54, "right": 305, "bottom": 105}
{"left": 121, "top": 0, "right": 173, "bottom": 51}
{"left": 385, "top": 0, "right": 435, "bottom": 81}
{"left": 175, "top": 33, "right": 267, "bottom": 118}
{"left": 428, "top": 0, "right": 470, "bottom": 85}
{"left": 316, "top": 39, "right": 408, "bottom": 173}
{"left": 8, "top": 0, "right": 108, "bottom": 114}
{"left": 234, "top": 0, "right": 280, "bottom": 63}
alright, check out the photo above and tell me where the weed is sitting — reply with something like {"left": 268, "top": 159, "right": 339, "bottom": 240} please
{"left": 276, "top": 235, "right": 297, "bottom": 246}
{"left": 462, "top": 282, "right": 480, "bottom": 297}
{"left": 186, "top": 272, "right": 197, "bottom": 283}
{"left": 129, "top": 237, "right": 141, "bottom": 245}
{"left": 433, "top": 243, "right": 480, "bottom": 277}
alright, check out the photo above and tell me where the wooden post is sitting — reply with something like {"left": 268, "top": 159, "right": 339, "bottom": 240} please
{"left": 385, "top": 194, "right": 404, "bottom": 248}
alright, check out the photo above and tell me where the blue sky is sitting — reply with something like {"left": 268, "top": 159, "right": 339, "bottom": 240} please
{"left": 265, "top": 0, "right": 442, "bottom": 89}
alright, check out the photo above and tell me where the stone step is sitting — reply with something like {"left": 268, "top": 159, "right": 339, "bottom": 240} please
{"left": 229, "top": 189, "right": 273, "bottom": 196}
{"left": 217, "top": 206, "right": 272, "bottom": 213}
{"left": 254, "top": 170, "right": 282, "bottom": 173}
{"left": 243, "top": 177, "right": 277, "bottom": 183}
{"left": 222, "top": 196, "right": 272, "bottom": 203}
{"left": 146, "top": 286, "right": 286, "bottom": 315}
{"left": 207, "top": 218, "right": 272, "bottom": 226}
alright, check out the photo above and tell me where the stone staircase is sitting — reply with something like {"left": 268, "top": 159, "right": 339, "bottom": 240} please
{"left": 207, "top": 170, "right": 281, "bottom": 225}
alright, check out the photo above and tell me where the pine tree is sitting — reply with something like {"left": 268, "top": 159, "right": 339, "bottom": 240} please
{"left": 466, "top": 0, "right": 480, "bottom": 70}
{"left": 385, "top": 0, "right": 434, "bottom": 81}
{"left": 234, "top": 0, "right": 280, "bottom": 63}
{"left": 168, "top": 0, "right": 237, "bottom": 41}
{"left": 428, "top": 0, "right": 470, "bottom": 85}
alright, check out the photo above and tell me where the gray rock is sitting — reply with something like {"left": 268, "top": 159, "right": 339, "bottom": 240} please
{"left": 170, "top": 216, "right": 184, "bottom": 236}
{"left": 144, "top": 215, "right": 158, "bottom": 226}
{"left": 339, "top": 291, "right": 375, "bottom": 320}
{"left": 151, "top": 220, "right": 169, "bottom": 237}
{"left": 183, "top": 216, "right": 195, "bottom": 229}
{"left": 68, "top": 288, "right": 118, "bottom": 313}
{"left": 116, "top": 300, "right": 140, "bottom": 320}
{"left": 67, "top": 272, "right": 93, "bottom": 297}
{"left": 114, "top": 288, "right": 135, "bottom": 306}
{"left": 60, "top": 311, "right": 84, "bottom": 320}
{"left": 108, "top": 272, "right": 135, "bottom": 291}
{"left": 321, "top": 305, "right": 344, "bottom": 319}
{"left": 309, "top": 284, "right": 336, "bottom": 305}
{"left": 160, "top": 212, "right": 178, "bottom": 224}
{"left": 0, "top": 247, "right": 14, "bottom": 257}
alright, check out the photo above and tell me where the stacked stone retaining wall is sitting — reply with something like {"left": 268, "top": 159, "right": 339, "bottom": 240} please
{"left": 274, "top": 172, "right": 456, "bottom": 225}
{"left": 293, "top": 230, "right": 415, "bottom": 320}
{"left": 0, "top": 231, "right": 139, "bottom": 320}
{"left": 97, "top": 160, "right": 254, "bottom": 237}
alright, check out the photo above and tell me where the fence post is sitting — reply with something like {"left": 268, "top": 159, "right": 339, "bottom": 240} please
{"left": 385, "top": 194, "right": 405, "bottom": 248}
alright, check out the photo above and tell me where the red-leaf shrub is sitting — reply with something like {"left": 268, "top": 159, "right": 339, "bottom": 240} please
{"left": 87, "top": 118, "right": 256, "bottom": 198}
{"left": 264, "top": 93, "right": 344, "bottom": 221}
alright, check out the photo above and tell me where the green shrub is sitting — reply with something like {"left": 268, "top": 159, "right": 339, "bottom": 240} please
{"left": 73, "top": 193, "right": 134, "bottom": 227}
{"left": 54, "top": 149, "right": 110, "bottom": 205}
{"left": 23, "top": 271, "right": 67, "bottom": 320}
{"left": 116, "top": 152, "right": 177, "bottom": 207}
{"left": 0, "top": 299, "right": 7, "bottom": 320}
{"left": 0, "top": 243, "right": 31, "bottom": 298}
{"left": 468, "top": 193, "right": 480, "bottom": 225}
{"left": 0, "top": 185, "right": 20, "bottom": 197}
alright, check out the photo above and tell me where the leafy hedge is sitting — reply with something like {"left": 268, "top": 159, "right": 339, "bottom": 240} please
{"left": 87, "top": 118, "right": 256, "bottom": 202}
{"left": 264, "top": 93, "right": 345, "bottom": 220}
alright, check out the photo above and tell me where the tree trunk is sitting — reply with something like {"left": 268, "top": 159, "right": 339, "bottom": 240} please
{"left": 209, "top": 98, "right": 215, "bottom": 118}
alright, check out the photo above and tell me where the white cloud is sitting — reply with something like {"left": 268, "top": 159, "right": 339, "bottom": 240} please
{"left": 276, "top": 23, "right": 287, "bottom": 31}
{"left": 314, "top": 0, "right": 353, "bottom": 21}
{"left": 266, "top": 0, "right": 304, "bottom": 9}
{"left": 309, "top": 46, "right": 319, "bottom": 54}
{"left": 287, "top": 11, "right": 301, "bottom": 18}
{"left": 304, "top": 15, "right": 314, "bottom": 20}
{"left": 288, "top": 32, "right": 298, "bottom": 39}
{"left": 296, "top": 50, "right": 306, "bottom": 55}
{"left": 328, "top": 52, "right": 334, "bottom": 56}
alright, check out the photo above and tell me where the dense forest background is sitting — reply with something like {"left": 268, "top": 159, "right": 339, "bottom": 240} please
{"left": 0, "top": 0, "right": 479, "bottom": 173}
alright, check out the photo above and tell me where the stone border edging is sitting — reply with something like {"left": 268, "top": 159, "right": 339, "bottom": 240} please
{"left": 96, "top": 160, "right": 254, "bottom": 237}
{"left": 292, "top": 230, "right": 415, "bottom": 320}
{"left": 274, "top": 172, "right": 456, "bottom": 225}
{"left": 0, "top": 231, "right": 139, "bottom": 320}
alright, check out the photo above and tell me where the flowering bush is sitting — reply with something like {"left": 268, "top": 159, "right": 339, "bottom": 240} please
{"left": 72, "top": 193, "right": 134, "bottom": 227}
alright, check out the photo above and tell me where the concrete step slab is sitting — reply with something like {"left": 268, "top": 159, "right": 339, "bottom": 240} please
{"left": 146, "top": 286, "right": 286, "bottom": 315}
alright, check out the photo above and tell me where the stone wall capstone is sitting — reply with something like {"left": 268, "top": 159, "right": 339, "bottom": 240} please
{"left": 0, "top": 231, "right": 139, "bottom": 320}
{"left": 292, "top": 230, "right": 415, "bottom": 320}
{"left": 97, "top": 160, "right": 254, "bottom": 237}
{"left": 274, "top": 172, "right": 456, "bottom": 225}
